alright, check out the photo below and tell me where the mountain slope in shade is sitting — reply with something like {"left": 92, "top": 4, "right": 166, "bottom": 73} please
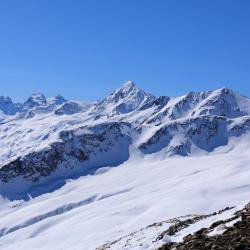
{"left": 0, "top": 96, "right": 21, "bottom": 115}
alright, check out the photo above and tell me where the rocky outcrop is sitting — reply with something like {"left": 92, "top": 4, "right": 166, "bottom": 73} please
{"left": 139, "top": 115, "right": 228, "bottom": 155}
{"left": 23, "top": 93, "right": 47, "bottom": 110}
{"left": 158, "top": 203, "right": 250, "bottom": 250}
{"left": 93, "top": 81, "right": 155, "bottom": 115}
{"left": 139, "top": 96, "right": 170, "bottom": 111}
{"left": 55, "top": 101, "right": 84, "bottom": 115}
{"left": 195, "top": 88, "right": 248, "bottom": 118}
{"left": 0, "top": 96, "right": 21, "bottom": 115}
{"left": 0, "top": 122, "right": 132, "bottom": 183}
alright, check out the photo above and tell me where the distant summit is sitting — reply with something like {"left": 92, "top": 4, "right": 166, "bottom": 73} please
{"left": 47, "top": 95, "right": 67, "bottom": 106}
{"left": 94, "top": 81, "right": 155, "bottom": 114}
{"left": 23, "top": 93, "right": 47, "bottom": 110}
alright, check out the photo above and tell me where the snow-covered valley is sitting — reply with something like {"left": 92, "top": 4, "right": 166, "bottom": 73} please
{"left": 0, "top": 81, "right": 250, "bottom": 249}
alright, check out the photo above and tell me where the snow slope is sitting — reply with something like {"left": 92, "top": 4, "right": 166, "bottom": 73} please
{"left": 0, "top": 82, "right": 250, "bottom": 249}
{"left": 0, "top": 135, "right": 250, "bottom": 250}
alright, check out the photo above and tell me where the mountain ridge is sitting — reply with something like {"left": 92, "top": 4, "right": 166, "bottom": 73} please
{"left": 1, "top": 82, "right": 250, "bottom": 191}
{"left": 0, "top": 82, "right": 250, "bottom": 250}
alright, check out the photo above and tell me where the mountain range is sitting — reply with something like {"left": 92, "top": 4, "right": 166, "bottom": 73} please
{"left": 1, "top": 81, "right": 250, "bottom": 187}
{"left": 0, "top": 82, "right": 250, "bottom": 250}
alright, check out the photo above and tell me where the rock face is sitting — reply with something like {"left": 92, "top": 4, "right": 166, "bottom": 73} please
{"left": 93, "top": 81, "right": 155, "bottom": 115}
{"left": 158, "top": 203, "right": 250, "bottom": 250}
{"left": 0, "top": 96, "right": 21, "bottom": 115}
{"left": 0, "top": 93, "right": 68, "bottom": 118}
{"left": 1, "top": 82, "right": 250, "bottom": 184}
{"left": 139, "top": 96, "right": 170, "bottom": 111}
{"left": 195, "top": 88, "right": 249, "bottom": 118}
{"left": 139, "top": 116, "right": 228, "bottom": 155}
{"left": 47, "top": 95, "right": 67, "bottom": 106}
{"left": 23, "top": 93, "right": 47, "bottom": 110}
{"left": 55, "top": 101, "right": 83, "bottom": 115}
{"left": 0, "top": 122, "right": 132, "bottom": 183}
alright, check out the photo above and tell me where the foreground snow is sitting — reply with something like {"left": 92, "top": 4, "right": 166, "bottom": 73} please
{"left": 0, "top": 135, "right": 250, "bottom": 250}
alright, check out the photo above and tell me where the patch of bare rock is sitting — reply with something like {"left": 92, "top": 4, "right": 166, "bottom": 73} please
{"left": 158, "top": 203, "right": 250, "bottom": 250}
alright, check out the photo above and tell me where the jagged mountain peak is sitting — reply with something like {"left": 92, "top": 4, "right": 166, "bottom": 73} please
{"left": 23, "top": 93, "right": 47, "bottom": 109}
{"left": 215, "top": 86, "right": 234, "bottom": 94}
{"left": 208, "top": 87, "right": 246, "bottom": 100}
{"left": 0, "top": 95, "right": 12, "bottom": 102}
{"left": 108, "top": 80, "right": 152, "bottom": 100}
{"left": 193, "top": 87, "right": 250, "bottom": 118}
{"left": 0, "top": 95, "right": 21, "bottom": 115}
{"left": 28, "top": 93, "right": 46, "bottom": 100}
{"left": 47, "top": 94, "right": 67, "bottom": 106}
{"left": 121, "top": 80, "right": 136, "bottom": 89}
{"left": 94, "top": 81, "right": 155, "bottom": 114}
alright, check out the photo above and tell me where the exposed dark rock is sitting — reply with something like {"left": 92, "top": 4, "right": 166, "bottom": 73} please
{"left": 0, "top": 122, "right": 132, "bottom": 183}
{"left": 55, "top": 101, "right": 83, "bottom": 115}
{"left": 0, "top": 96, "right": 22, "bottom": 115}
{"left": 23, "top": 93, "right": 47, "bottom": 110}
{"left": 157, "top": 206, "right": 234, "bottom": 241}
{"left": 139, "top": 115, "right": 228, "bottom": 155}
{"left": 157, "top": 203, "right": 250, "bottom": 250}
{"left": 139, "top": 96, "right": 170, "bottom": 111}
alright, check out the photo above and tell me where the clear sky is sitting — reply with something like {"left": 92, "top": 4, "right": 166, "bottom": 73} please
{"left": 1, "top": 0, "right": 250, "bottom": 102}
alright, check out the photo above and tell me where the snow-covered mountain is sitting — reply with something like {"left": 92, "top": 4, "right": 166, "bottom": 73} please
{"left": 92, "top": 81, "right": 155, "bottom": 116}
{"left": 1, "top": 83, "right": 250, "bottom": 186}
{"left": 0, "top": 82, "right": 250, "bottom": 250}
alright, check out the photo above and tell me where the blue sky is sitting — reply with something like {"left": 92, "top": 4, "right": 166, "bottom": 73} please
{"left": 0, "top": 0, "right": 250, "bottom": 102}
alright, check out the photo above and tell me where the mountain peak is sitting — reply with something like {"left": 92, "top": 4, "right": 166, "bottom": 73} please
{"left": 0, "top": 96, "right": 12, "bottom": 103}
{"left": 0, "top": 96, "right": 21, "bottom": 115}
{"left": 121, "top": 80, "right": 136, "bottom": 89}
{"left": 28, "top": 93, "right": 46, "bottom": 101}
{"left": 112, "top": 81, "right": 154, "bottom": 102}
{"left": 47, "top": 95, "right": 67, "bottom": 106}
{"left": 94, "top": 81, "right": 155, "bottom": 114}
{"left": 216, "top": 87, "right": 234, "bottom": 95}
{"left": 23, "top": 93, "right": 47, "bottom": 109}
{"left": 115, "top": 80, "right": 140, "bottom": 96}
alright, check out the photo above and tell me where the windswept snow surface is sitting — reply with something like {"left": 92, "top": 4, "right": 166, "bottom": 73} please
{"left": 0, "top": 135, "right": 250, "bottom": 249}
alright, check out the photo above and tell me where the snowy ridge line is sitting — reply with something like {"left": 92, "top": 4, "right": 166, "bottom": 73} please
{"left": 1, "top": 83, "right": 250, "bottom": 185}
{"left": 0, "top": 188, "right": 131, "bottom": 239}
